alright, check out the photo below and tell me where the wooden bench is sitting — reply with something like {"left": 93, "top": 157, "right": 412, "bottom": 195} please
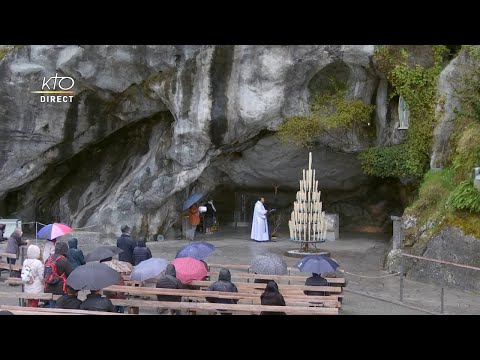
{"left": 103, "top": 285, "right": 341, "bottom": 308}
{"left": 208, "top": 263, "right": 309, "bottom": 275}
{"left": 0, "top": 305, "right": 126, "bottom": 315}
{"left": 189, "top": 280, "right": 342, "bottom": 293}
{"left": 4, "top": 277, "right": 22, "bottom": 285}
{"left": 0, "top": 252, "right": 22, "bottom": 273}
{"left": 206, "top": 271, "right": 345, "bottom": 285}
{"left": 109, "top": 298, "right": 338, "bottom": 315}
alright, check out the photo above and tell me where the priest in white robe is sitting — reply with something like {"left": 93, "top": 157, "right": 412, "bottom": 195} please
{"left": 251, "top": 197, "right": 269, "bottom": 242}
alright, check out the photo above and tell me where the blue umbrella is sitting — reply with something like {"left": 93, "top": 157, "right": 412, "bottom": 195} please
{"left": 183, "top": 192, "right": 203, "bottom": 211}
{"left": 175, "top": 241, "right": 215, "bottom": 260}
{"left": 295, "top": 255, "right": 339, "bottom": 274}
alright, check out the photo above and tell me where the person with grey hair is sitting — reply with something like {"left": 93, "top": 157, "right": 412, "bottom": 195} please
{"left": 5, "top": 228, "right": 28, "bottom": 277}
{"left": 116, "top": 225, "right": 137, "bottom": 265}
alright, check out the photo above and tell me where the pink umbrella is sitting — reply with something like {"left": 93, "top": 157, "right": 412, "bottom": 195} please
{"left": 170, "top": 257, "right": 208, "bottom": 284}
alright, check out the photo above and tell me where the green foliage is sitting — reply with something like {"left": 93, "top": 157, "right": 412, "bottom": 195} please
{"left": 359, "top": 144, "right": 429, "bottom": 178}
{"left": 450, "top": 122, "right": 480, "bottom": 181}
{"left": 360, "top": 45, "right": 448, "bottom": 178}
{"left": 403, "top": 48, "right": 480, "bottom": 246}
{"left": 277, "top": 115, "right": 320, "bottom": 148}
{"left": 278, "top": 82, "right": 374, "bottom": 147}
{"left": 447, "top": 180, "right": 480, "bottom": 212}
{"left": 403, "top": 169, "right": 456, "bottom": 245}
{"left": 311, "top": 86, "right": 374, "bottom": 129}
{"left": 444, "top": 212, "right": 480, "bottom": 239}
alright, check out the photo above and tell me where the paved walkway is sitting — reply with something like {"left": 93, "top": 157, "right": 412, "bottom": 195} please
{"left": 2, "top": 226, "right": 480, "bottom": 314}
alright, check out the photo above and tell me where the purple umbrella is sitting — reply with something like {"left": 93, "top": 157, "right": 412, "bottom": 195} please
{"left": 175, "top": 242, "right": 215, "bottom": 260}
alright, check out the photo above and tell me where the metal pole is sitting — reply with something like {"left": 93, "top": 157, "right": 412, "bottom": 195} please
{"left": 399, "top": 254, "right": 404, "bottom": 302}
{"left": 441, "top": 287, "right": 444, "bottom": 314}
{"left": 35, "top": 221, "right": 38, "bottom": 245}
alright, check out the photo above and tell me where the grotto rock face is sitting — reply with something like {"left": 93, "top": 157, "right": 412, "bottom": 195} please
{"left": 0, "top": 45, "right": 409, "bottom": 238}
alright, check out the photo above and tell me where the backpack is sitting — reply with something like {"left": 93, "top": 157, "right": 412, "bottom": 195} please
{"left": 21, "top": 264, "right": 35, "bottom": 285}
{"left": 44, "top": 255, "right": 67, "bottom": 293}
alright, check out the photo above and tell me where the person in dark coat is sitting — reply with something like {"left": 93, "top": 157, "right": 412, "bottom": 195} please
{"left": 203, "top": 200, "right": 216, "bottom": 234}
{"left": 206, "top": 268, "right": 239, "bottom": 304}
{"left": 260, "top": 280, "right": 286, "bottom": 315}
{"left": 156, "top": 264, "right": 185, "bottom": 304}
{"left": 132, "top": 237, "right": 152, "bottom": 266}
{"left": 80, "top": 290, "right": 115, "bottom": 312}
{"left": 44, "top": 241, "right": 73, "bottom": 307}
{"left": 116, "top": 225, "right": 136, "bottom": 265}
{"left": 304, "top": 273, "right": 329, "bottom": 296}
{"left": 5, "top": 228, "right": 28, "bottom": 276}
{"left": 66, "top": 238, "right": 86, "bottom": 270}
{"left": 55, "top": 285, "right": 82, "bottom": 309}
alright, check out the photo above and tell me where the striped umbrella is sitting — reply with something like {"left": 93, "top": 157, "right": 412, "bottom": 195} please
{"left": 37, "top": 223, "right": 73, "bottom": 240}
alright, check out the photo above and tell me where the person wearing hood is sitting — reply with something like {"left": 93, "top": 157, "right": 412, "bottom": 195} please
{"left": 206, "top": 268, "right": 239, "bottom": 307}
{"left": 260, "top": 280, "right": 286, "bottom": 315}
{"left": 44, "top": 241, "right": 73, "bottom": 308}
{"left": 206, "top": 268, "right": 238, "bottom": 303}
{"left": 66, "top": 238, "right": 86, "bottom": 270}
{"left": 20, "top": 245, "right": 44, "bottom": 307}
{"left": 5, "top": 228, "right": 28, "bottom": 276}
{"left": 155, "top": 264, "right": 185, "bottom": 314}
{"left": 132, "top": 237, "right": 152, "bottom": 266}
{"left": 116, "top": 225, "right": 136, "bottom": 265}
{"left": 80, "top": 289, "right": 115, "bottom": 312}
{"left": 55, "top": 285, "right": 82, "bottom": 309}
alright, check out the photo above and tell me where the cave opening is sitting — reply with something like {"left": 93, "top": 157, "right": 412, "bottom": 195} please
{"left": 201, "top": 176, "right": 409, "bottom": 237}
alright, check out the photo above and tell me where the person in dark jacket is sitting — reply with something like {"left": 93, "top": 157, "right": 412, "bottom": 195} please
{"left": 260, "top": 280, "right": 286, "bottom": 315}
{"left": 132, "top": 237, "right": 152, "bottom": 266}
{"left": 156, "top": 264, "right": 185, "bottom": 314}
{"left": 116, "top": 225, "right": 136, "bottom": 265}
{"left": 206, "top": 268, "right": 239, "bottom": 304}
{"left": 202, "top": 200, "right": 216, "bottom": 234}
{"left": 55, "top": 285, "right": 82, "bottom": 309}
{"left": 5, "top": 228, "right": 28, "bottom": 276}
{"left": 45, "top": 241, "right": 73, "bottom": 308}
{"left": 80, "top": 289, "right": 115, "bottom": 312}
{"left": 66, "top": 238, "right": 86, "bottom": 270}
{"left": 304, "top": 273, "right": 329, "bottom": 296}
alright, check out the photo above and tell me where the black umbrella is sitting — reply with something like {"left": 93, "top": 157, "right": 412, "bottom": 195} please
{"left": 85, "top": 246, "right": 123, "bottom": 262}
{"left": 67, "top": 262, "right": 120, "bottom": 291}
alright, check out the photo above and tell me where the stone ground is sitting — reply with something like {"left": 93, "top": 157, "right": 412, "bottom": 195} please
{"left": 2, "top": 226, "right": 480, "bottom": 315}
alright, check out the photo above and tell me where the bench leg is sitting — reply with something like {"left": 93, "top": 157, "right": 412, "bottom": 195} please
{"left": 128, "top": 307, "right": 139, "bottom": 314}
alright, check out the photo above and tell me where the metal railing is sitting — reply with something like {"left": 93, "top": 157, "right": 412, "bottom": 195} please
{"left": 400, "top": 252, "right": 480, "bottom": 314}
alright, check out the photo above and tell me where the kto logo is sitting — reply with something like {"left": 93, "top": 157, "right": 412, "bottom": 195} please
{"left": 32, "top": 73, "right": 75, "bottom": 103}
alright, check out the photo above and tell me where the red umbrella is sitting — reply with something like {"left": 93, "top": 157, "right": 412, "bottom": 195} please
{"left": 170, "top": 257, "right": 208, "bottom": 284}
